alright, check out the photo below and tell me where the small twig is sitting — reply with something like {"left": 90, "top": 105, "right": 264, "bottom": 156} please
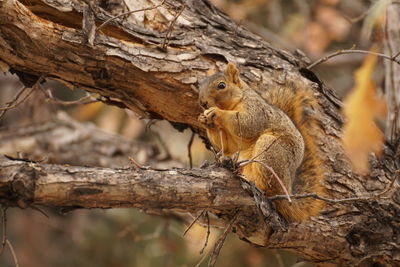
{"left": 218, "top": 129, "right": 225, "bottom": 158}
{"left": 307, "top": 48, "right": 400, "bottom": 69}
{"left": 0, "top": 208, "right": 7, "bottom": 256}
{"left": 0, "top": 209, "right": 19, "bottom": 267}
{"left": 187, "top": 131, "right": 195, "bottom": 169}
{"left": 30, "top": 205, "right": 49, "bottom": 218}
{"left": 199, "top": 211, "right": 210, "bottom": 254}
{"left": 377, "top": 171, "right": 399, "bottom": 197}
{"left": 0, "top": 76, "right": 44, "bottom": 120}
{"left": 343, "top": 12, "right": 368, "bottom": 23}
{"left": 393, "top": 51, "right": 400, "bottom": 60}
{"left": 239, "top": 159, "right": 291, "bottom": 203}
{"left": 267, "top": 189, "right": 397, "bottom": 203}
{"left": 249, "top": 135, "right": 282, "bottom": 162}
{"left": 162, "top": 4, "right": 186, "bottom": 49}
{"left": 232, "top": 112, "right": 242, "bottom": 164}
{"left": 6, "top": 240, "right": 19, "bottom": 267}
{"left": 267, "top": 193, "right": 357, "bottom": 203}
{"left": 41, "top": 87, "right": 100, "bottom": 106}
{"left": 128, "top": 156, "right": 143, "bottom": 169}
{"left": 208, "top": 212, "right": 239, "bottom": 267}
{"left": 97, "top": 0, "right": 166, "bottom": 31}
{"left": 209, "top": 146, "right": 220, "bottom": 162}
{"left": 0, "top": 86, "right": 35, "bottom": 119}
{"left": 47, "top": 96, "right": 99, "bottom": 106}
{"left": 194, "top": 251, "right": 210, "bottom": 267}
{"left": 0, "top": 86, "right": 28, "bottom": 111}
{"left": 4, "top": 154, "right": 38, "bottom": 163}
{"left": 183, "top": 210, "right": 205, "bottom": 236}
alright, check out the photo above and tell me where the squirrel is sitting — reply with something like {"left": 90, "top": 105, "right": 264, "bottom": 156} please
{"left": 198, "top": 62, "right": 325, "bottom": 222}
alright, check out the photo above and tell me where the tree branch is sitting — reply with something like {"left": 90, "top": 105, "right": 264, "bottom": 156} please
{"left": 0, "top": 158, "right": 254, "bottom": 211}
{"left": 0, "top": 0, "right": 400, "bottom": 265}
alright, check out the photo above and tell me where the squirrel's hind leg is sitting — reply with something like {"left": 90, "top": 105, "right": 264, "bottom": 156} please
{"left": 245, "top": 133, "right": 309, "bottom": 221}
{"left": 250, "top": 133, "right": 298, "bottom": 193}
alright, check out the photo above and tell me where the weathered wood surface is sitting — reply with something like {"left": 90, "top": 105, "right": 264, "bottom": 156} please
{"left": 0, "top": 0, "right": 399, "bottom": 266}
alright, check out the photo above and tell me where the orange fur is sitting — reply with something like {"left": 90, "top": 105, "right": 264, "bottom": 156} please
{"left": 198, "top": 63, "right": 325, "bottom": 222}
{"left": 264, "top": 84, "right": 325, "bottom": 221}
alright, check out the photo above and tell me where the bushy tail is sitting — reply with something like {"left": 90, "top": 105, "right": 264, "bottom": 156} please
{"left": 264, "top": 83, "right": 325, "bottom": 221}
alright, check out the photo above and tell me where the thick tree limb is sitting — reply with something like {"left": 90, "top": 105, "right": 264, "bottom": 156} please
{"left": 0, "top": 157, "right": 275, "bottom": 245}
{"left": 0, "top": 158, "right": 254, "bottom": 211}
{"left": 0, "top": 0, "right": 400, "bottom": 266}
{"left": 0, "top": 0, "right": 318, "bottom": 126}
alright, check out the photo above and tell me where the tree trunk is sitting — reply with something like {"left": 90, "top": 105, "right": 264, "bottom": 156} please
{"left": 0, "top": 0, "right": 399, "bottom": 266}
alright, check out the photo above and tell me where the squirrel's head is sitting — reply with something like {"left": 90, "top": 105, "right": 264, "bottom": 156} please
{"left": 198, "top": 62, "right": 245, "bottom": 110}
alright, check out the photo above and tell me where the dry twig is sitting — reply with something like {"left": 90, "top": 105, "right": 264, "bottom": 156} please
{"left": 208, "top": 212, "right": 239, "bottom": 267}
{"left": 218, "top": 129, "right": 225, "bottom": 158}
{"left": 0, "top": 209, "right": 19, "bottom": 267}
{"left": 41, "top": 87, "right": 99, "bottom": 106}
{"left": 393, "top": 51, "right": 400, "bottom": 60}
{"left": 183, "top": 210, "right": 205, "bottom": 236}
{"left": 128, "top": 156, "right": 144, "bottom": 169}
{"left": 97, "top": 0, "right": 166, "bottom": 31}
{"left": 307, "top": 48, "right": 400, "bottom": 69}
{"left": 187, "top": 131, "right": 195, "bottom": 169}
{"left": 267, "top": 180, "right": 398, "bottom": 204}
{"left": 162, "top": 4, "right": 186, "bottom": 49}
{"left": 0, "top": 208, "right": 7, "bottom": 256}
{"left": 248, "top": 135, "right": 282, "bottom": 162}
{"left": 0, "top": 76, "right": 44, "bottom": 119}
{"left": 0, "top": 87, "right": 35, "bottom": 119}
{"left": 200, "top": 211, "right": 210, "bottom": 254}
{"left": 194, "top": 251, "right": 210, "bottom": 267}
{"left": 343, "top": 12, "right": 368, "bottom": 23}
{"left": 239, "top": 159, "right": 292, "bottom": 202}
{"left": 6, "top": 240, "right": 19, "bottom": 267}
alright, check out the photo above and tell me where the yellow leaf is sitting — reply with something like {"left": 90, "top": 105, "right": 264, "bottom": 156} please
{"left": 342, "top": 48, "right": 387, "bottom": 174}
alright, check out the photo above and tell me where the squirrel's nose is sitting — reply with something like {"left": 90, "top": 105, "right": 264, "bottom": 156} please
{"left": 200, "top": 100, "right": 208, "bottom": 109}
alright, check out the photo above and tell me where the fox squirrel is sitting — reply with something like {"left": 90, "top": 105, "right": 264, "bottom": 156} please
{"left": 198, "top": 62, "right": 325, "bottom": 222}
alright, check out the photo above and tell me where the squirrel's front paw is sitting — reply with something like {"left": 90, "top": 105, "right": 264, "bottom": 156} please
{"left": 198, "top": 107, "right": 217, "bottom": 127}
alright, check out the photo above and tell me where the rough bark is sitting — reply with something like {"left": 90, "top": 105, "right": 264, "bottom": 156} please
{"left": 0, "top": 158, "right": 254, "bottom": 212}
{"left": 0, "top": 0, "right": 399, "bottom": 266}
{"left": 384, "top": 4, "right": 400, "bottom": 144}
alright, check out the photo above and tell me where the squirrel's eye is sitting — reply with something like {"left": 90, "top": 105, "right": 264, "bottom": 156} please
{"left": 217, "top": 82, "right": 226, "bottom": 90}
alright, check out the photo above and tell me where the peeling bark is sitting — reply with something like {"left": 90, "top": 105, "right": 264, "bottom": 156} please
{"left": 0, "top": 0, "right": 399, "bottom": 266}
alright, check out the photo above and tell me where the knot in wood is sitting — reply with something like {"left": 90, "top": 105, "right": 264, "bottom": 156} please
{"left": 11, "top": 163, "right": 38, "bottom": 208}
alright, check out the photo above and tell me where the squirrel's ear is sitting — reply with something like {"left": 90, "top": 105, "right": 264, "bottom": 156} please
{"left": 225, "top": 62, "right": 241, "bottom": 86}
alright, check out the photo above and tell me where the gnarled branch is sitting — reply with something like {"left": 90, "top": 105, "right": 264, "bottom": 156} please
{"left": 0, "top": 0, "right": 399, "bottom": 266}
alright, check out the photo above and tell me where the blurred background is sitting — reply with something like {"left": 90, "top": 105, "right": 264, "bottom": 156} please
{"left": 0, "top": 0, "right": 389, "bottom": 266}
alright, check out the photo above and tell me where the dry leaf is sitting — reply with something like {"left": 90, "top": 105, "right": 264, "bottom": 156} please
{"left": 342, "top": 49, "right": 387, "bottom": 174}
